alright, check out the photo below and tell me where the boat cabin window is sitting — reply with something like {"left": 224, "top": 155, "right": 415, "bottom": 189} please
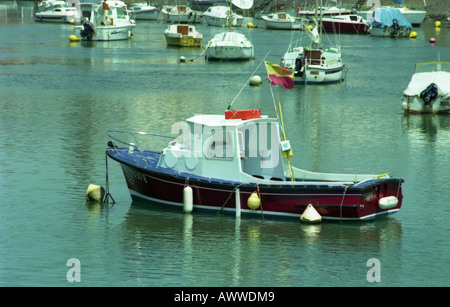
{"left": 306, "top": 50, "right": 322, "bottom": 65}
{"left": 238, "top": 122, "right": 285, "bottom": 181}
{"left": 349, "top": 15, "right": 358, "bottom": 21}
{"left": 203, "top": 129, "right": 234, "bottom": 160}
{"left": 177, "top": 25, "right": 189, "bottom": 35}
{"left": 117, "top": 7, "right": 128, "bottom": 19}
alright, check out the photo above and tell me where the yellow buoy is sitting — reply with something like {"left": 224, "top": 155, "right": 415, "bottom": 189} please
{"left": 307, "top": 25, "right": 313, "bottom": 30}
{"left": 409, "top": 31, "right": 417, "bottom": 38}
{"left": 69, "top": 35, "right": 80, "bottom": 42}
{"left": 86, "top": 184, "right": 105, "bottom": 202}
{"left": 247, "top": 22, "right": 255, "bottom": 28}
{"left": 247, "top": 191, "right": 261, "bottom": 210}
{"left": 435, "top": 21, "right": 441, "bottom": 28}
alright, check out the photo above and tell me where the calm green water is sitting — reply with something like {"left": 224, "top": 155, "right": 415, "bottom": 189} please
{"left": 0, "top": 2, "right": 449, "bottom": 287}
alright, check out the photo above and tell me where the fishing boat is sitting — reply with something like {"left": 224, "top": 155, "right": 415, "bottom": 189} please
{"left": 205, "top": 0, "right": 253, "bottom": 60}
{"left": 165, "top": 24, "right": 203, "bottom": 47}
{"left": 35, "top": 0, "right": 77, "bottom": 23}
{"left": 74, "top": 2, "right": 136, "bottom": 41}
{"left": 105, "top": 106, "right": 404, "bottom": 221}
{"left": 161, "top": 5, "right": 203, "bottom": 23}
{"left": 261, "top": 12, "right": 302, "bottom": 30}
{"left": 366, "top": 8, "right": 412, "bottom": 37}
{"left": 203, "top": 5, "right": 243, "bottom": 27}
{"left": 321, "top": 14, "right": 368, "bottom": 34}
{"left": 281, "top": 18, "right": 345, "bottom": 84}
{"left": 402, "top": 61, "right": 450, "bottom": 114}
{"left": 129, "top": 2, "right": 159, "bottom": 20}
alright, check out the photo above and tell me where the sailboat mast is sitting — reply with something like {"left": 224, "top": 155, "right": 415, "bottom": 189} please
{"left": 315, "top": 0, "right": 318, "bottom": 20}
{"left": 319, "top": 0, "right": 323, "bottom": 48}
{"left": 229, "top": 0, "right": 232, "bottom": 32}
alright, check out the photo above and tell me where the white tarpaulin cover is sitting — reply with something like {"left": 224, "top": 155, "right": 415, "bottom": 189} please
{"left": 231, "top": 0, "right": 253, "bottom": 9}
{"left": 403, "top": 71, "right": 450, "bottom": 96}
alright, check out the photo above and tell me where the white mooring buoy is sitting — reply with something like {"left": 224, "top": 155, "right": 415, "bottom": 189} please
{"left": 183, "top": 186, "right": 193, "bottom": 213}
{"left": 249, "top": 75, "right": 262, "bottom": 86}
{"left": 86, "top": 184, "right": 105, "bottom": 202}
{"left": 300, "top": 204, "right": 322, "bottom": 223}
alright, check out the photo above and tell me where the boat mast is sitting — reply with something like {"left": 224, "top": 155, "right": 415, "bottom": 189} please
{"left": 319, "top": 0, "right": 323, "bottom": 48}
{"left": 229, "top": 0, "right": 233, "bottom": 32}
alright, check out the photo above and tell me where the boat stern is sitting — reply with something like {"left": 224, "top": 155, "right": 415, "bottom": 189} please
{"left": 353, "top": 177, "right": 404, "bottom": 220}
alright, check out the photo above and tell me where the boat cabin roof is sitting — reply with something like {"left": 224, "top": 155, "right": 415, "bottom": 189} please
{"left": 186, "top": 112, "right": 270, "bottom": 128}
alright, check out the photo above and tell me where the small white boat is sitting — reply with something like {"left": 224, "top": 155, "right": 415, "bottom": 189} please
{"left": 261, "top": 12, "right": 302, "bottom": 30}
{"left": 367, "top": 8, "right": 412, "bottom": 37}
{"left": 165, "top": 24, "right": 203, "bottom": 47}
{"left": 74, "top": 2, "right": 136, "bottom": 41}
{"left": 203, "top": 5, "right": 243, "bottom": 27}
{"left": 161, "top": 5, "right": 203, "bottom": 23}
{"left": 35, "top": 0, "right": 77, "bottom": 23}
{"left": 402, "top": 61, "right": 450, "bottom": 114}
{"left": 207, "top": 31, "right": 254, "bottom": 60}
{"left": 130, "top": 2, "right": 159, "bottom": 20}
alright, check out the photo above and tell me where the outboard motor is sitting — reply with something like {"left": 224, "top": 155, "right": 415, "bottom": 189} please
{"left": 294, "top": 56, "right": 304, "bottom": 76}
{"left": 420, "top": 83, "right": 439, "bottom": 105}
{"left": 391, "top": 18, "right": 399, "bottom": 36}
{"left": 80, "top": 20, "right": 95, "bottom": 40}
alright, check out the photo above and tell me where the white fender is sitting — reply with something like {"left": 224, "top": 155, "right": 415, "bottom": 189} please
{"left": 378, "top": 196, "right": 398, "bottom": 210}
{"left": 183, "top": 186, "right": 193, "bottom": 213}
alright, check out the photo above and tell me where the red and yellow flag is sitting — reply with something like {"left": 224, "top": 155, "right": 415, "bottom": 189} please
{"left": 265, "top": 61, "right": 294, "bottom": 90}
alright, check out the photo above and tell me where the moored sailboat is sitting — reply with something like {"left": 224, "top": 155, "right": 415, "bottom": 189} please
{"left": 281, "top": 0, "right": 346, "bottom": 84}
{"left": 205, "top": 0, "right": 254, "bottom": 60}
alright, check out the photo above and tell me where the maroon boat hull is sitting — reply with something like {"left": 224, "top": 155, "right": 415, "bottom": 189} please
{"left": 118, "top": 162, "right": 403, "bottom": 221}
{"left": 322, "top": 20, "right": 368, "bottom": 33}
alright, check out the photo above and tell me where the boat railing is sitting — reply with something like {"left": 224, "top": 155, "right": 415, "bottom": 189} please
{"left": 415, "top": 61, "right": 450, "bottom": 73}
{"left": 106, "top": 130, "right": 174, "bottom": 166}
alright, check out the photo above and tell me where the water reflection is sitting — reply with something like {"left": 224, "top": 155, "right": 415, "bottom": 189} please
{"left": 111, "top": 201, "right": 403, "bottom": 286}
{"left": 402, "top": 114, "right": 450, "bottom": 143}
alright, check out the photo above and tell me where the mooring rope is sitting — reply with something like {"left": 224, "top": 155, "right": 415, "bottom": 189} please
{"left": 189, "top": 42, "right": 211, "bottom": 62}
{"left": 339, "top": 185, "right": 350, "bottom": 221}
{"left": 217, "top": 182, "right": 249, "bottom": 215}
{"left": 103, "top": 152, "right": 116, "bottom": 204}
